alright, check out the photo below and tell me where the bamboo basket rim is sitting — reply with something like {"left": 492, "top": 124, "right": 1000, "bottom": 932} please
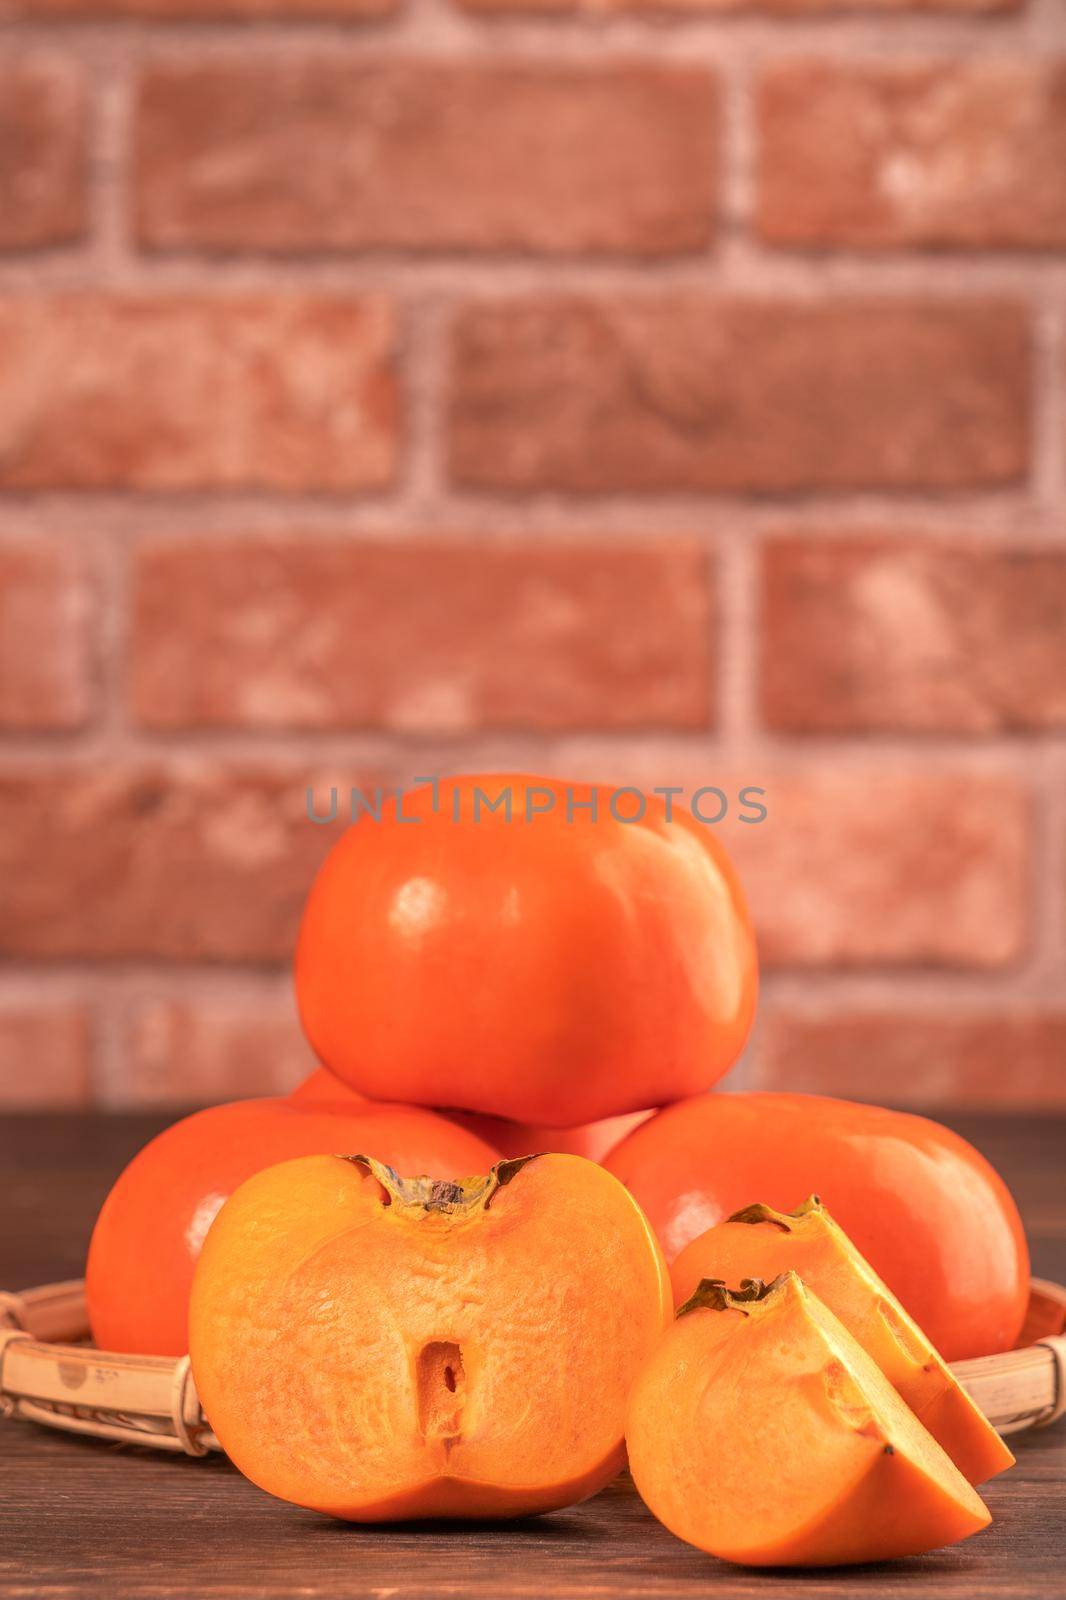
{"left": 1, "top": 1276, "right": 1064, "bottom": 1458}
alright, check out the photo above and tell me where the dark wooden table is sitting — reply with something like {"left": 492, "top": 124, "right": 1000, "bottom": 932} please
{"left": 1, "top": 1111, "right": 1064, "bottom": 1599}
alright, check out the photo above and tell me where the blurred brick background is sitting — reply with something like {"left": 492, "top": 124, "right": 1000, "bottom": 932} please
{"left": 0, "top": 0, "right": 1064, "bottom": 1111}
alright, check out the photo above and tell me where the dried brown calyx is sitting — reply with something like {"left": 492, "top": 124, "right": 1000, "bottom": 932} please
{"left": 726, "top": 1194, "right": 824, "bottom": 1231}
{"left": 339, "top": 1153, "right": 539, "bottom": 1215}
{"left": 677, "top": 1273, "right": 795, "bottom": 1319}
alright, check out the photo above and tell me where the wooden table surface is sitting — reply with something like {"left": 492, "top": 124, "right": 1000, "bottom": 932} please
{"left": 1, "top": 1110, "right": 1064, "bottom": 1600}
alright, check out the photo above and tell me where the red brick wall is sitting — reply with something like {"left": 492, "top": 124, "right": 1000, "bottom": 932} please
{"left": 0, "top": 3, "right": 1063, "bottom": 1110}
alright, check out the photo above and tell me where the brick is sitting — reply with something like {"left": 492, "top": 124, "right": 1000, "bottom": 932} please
{"left": 762, "top": 538, "right": 1066, "bottom": 734}
{"left": 568, "top": 757, "right": 1029, "bottom": 968}
{"left": 0, "top": 540, "right": 95, "bottom": 730}
{"left": 3, "top": 0, "right": 390, "bottom": 16}
{"left": 0, "top": 1001, "right": 92, "bottom": 1107}
{"left": 136, "top": 62, "right": 716, "bottom": 256}
{"left": 0, "top": 55, "right": 86, "bottom": 251}
{"left": 132, "top": 538, "right": 713, "bottom": 733}
{"left": 121, "top": 993, "right": 311, "bottom": 1106}
{"left": 0, "top": 766, "right": 357, "bottom": 962}
{"left": 460, "top": 0, "right": 1016, "bottom": 13}
{"left": 448, "top": 298, "right": 1028, "bottom": 494}
{"left": 0, "top": 295, "right": 397, "bottom": 491}
{"left": 723, "top": 770, "right": 1029, "bottom": 968}
{"left": 759, "top": 1009, "right": 1066, "bottom": 1105}
{"left": 0, "top": 763, "right": 1029, "bottom": 972}
{"left": 759, "top": 63, "right": 1066, "bottom": 250}
{"left": 1056, "top": 326, "right": 1062, "bottom": 464}
{"left": 484, "top": 755, "right": 1030, "bottom": 970}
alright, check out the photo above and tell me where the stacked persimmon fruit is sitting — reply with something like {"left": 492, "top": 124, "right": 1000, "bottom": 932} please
{"left": 87, "top": 776, "right": 1029, "bottom": 1566}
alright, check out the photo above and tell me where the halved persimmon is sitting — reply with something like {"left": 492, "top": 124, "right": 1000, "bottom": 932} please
{"left": 627, "top": 1274, "right": 991, "bottom": 1567}
{"left": 671, "top": 1197, "right": 1013, "bottom": 1486}
{"left": 190, "top": 1151, "right": 671, "bottom": 1520}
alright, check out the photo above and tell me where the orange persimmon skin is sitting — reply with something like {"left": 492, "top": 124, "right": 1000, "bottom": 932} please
{"left": 190, "top": 1152, "right": 672, "bottom": 1520}
{"left": 288, "top": 1068, "right": 652, "bottom": 1163}
{"left": 295, "top": 775, "right": 757, "bottom": 1127}
{"left": 86, "top": 1097, "right": 499, "bottom": 1357}
{"left": 605, "top": 1092, "right": 1029, "bottom": 1361}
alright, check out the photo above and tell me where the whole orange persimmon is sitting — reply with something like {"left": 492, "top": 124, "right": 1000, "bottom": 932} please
{"left": 605, "top": 1092, "right": 1029, "bottom": 1361}
{"left": 86, "top": 1096, "right": 499, "bottom": 1357}
{"left": 191, "top": 1152, "right": 672, "bottom": 1520}
{"left": 296, "top": 775, "right": 757, "bottom": 1126}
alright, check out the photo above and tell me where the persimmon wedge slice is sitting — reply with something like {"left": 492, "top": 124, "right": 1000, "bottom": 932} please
{"left": 670, "top": 1197, "right": 1013, "bottom": 1486}
{"left": 190, "top": 1151, "right": 671, "bottom": 1521}
{"left": 627, "top": 1274, "right": 991, "bottom": 1568}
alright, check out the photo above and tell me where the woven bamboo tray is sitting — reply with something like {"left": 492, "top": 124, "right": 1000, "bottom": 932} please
{"left": 1, "top": 1277, "right": 1064, "bottom": 1458}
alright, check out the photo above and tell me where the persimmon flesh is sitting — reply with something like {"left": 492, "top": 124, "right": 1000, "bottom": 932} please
{"left": 86, "top": 1097, "right": 499, "bottom": 1357}
{"left": 605, "top": 1092, "right": 1029, "bottom": 1359}
{"left": 627, "top": 1274, "right": 991, "bottom": 1567}
{"left": 190, "top": 1151, "right": 672, "bottom": 1520}
{"left": 295, "top": 775, "right": 757, "bottom": 1126}
{"left": 671, "top": 1197, "right": 1013, "bottom": 1486}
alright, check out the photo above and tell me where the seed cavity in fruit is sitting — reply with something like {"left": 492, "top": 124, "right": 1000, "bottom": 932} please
{"left": 417, "top": 1341, "right": 466, "bottom": 1450}
{"left": 824, "top": 1359, "right": 880, "bottom": 1438}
